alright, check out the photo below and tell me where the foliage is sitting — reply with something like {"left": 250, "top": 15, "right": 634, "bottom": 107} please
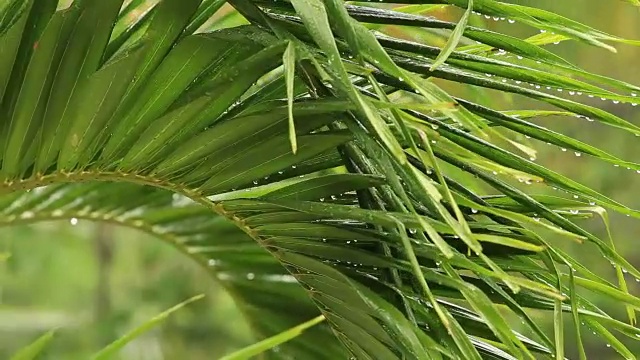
{"left": 1, "top": 0, "right": 640, "bottom": 359}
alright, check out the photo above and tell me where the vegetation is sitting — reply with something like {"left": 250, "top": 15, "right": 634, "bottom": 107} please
{"left": 1, "top": 0, "right": 640, "bottom": 358}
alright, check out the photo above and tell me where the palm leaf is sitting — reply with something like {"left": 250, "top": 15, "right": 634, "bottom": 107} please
{"left": 1, "top": 0, "right": 639, "bottom": 358}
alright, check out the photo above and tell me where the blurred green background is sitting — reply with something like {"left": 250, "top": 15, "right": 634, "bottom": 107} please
{"left": 2, "top": 1, "right": 640, "bottom": 359}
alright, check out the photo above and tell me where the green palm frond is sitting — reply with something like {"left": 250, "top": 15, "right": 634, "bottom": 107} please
{"left": 1, "top": 0, "right": 639, "bottom": 358}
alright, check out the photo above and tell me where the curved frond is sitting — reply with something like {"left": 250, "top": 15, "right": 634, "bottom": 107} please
{"left": 1, "top": 0, "right": 639, "bottom": 358}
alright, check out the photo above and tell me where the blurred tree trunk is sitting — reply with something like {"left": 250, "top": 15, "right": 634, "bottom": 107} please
{"left": 94, "top": 222, "right": 115, "bottom": 346}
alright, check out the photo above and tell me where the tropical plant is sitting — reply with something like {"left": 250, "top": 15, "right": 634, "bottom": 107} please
{"left": 1, "top": 0, "right": 640, "bottom": 358}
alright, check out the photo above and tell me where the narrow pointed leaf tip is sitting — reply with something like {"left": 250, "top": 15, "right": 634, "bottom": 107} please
{"left": 431, "top": 0, "right": 474, "bottom": 71}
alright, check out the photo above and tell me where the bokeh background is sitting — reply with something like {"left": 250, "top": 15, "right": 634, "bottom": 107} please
{"left": 1, "top": 1, "right": 640, "bottom": 359}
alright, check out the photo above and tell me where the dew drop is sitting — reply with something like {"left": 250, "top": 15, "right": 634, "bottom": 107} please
{"left": 471, "top": 208, "right": 478, "bottom": 214}
{"left": 574, "top": 152, "right": 582, "bottom": 157}
{"left": 70, "top": 218, "right": 78, "bottom": 226}
{"left": 247, "top": 273, "right": 255, "bottom": 280}
{"left": 508, "top": 19, "right": 516, "bottom": 24}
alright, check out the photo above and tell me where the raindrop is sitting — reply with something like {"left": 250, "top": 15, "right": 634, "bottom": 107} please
{"left": 516, "top": 56, "right": 523, "bottom": 60}
{"left": 508, "top": 19, "right": 516, "bottom": 24}
{"left": 569, "top": 91, "right": 576, "bottom": 95}
{"left": 292, "top": 165, "right": 297, "bottom": 169}
{"left": 613, "top": 100, "right": 620, "bottom": 104}
{"left": 70, "top": 218, "right": 78, "bottom": 226}
{"left": 573, "top": 195, "right": 579, "bottom": 199}
{"left": 471, "top": 208, "right": 478, "bottom": 214}
{"left": 540, "top": 29, "right": 546, "bottom": 33}
{"left": 606, "top": 344, "right": 611, "bottom": 348}
{"left": 570, "top": 209, "right": 579, "bottom": 215}
{"left": 574, "top": 152, "right": 582, "bottom": 157}
{"left": 247, "top": 273, "right": 255, "bottom": 280}
{"left": 252, "top": 180, "right": 258, "bottom": 185}
{"left": 409, "top": 228, "right": 417, "bottom": 234}
{"left": 561, "top": 148, "right": 567, "bottom": 152}
{"left": 589, "top": 201, "right": 596, "bottom": 205}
